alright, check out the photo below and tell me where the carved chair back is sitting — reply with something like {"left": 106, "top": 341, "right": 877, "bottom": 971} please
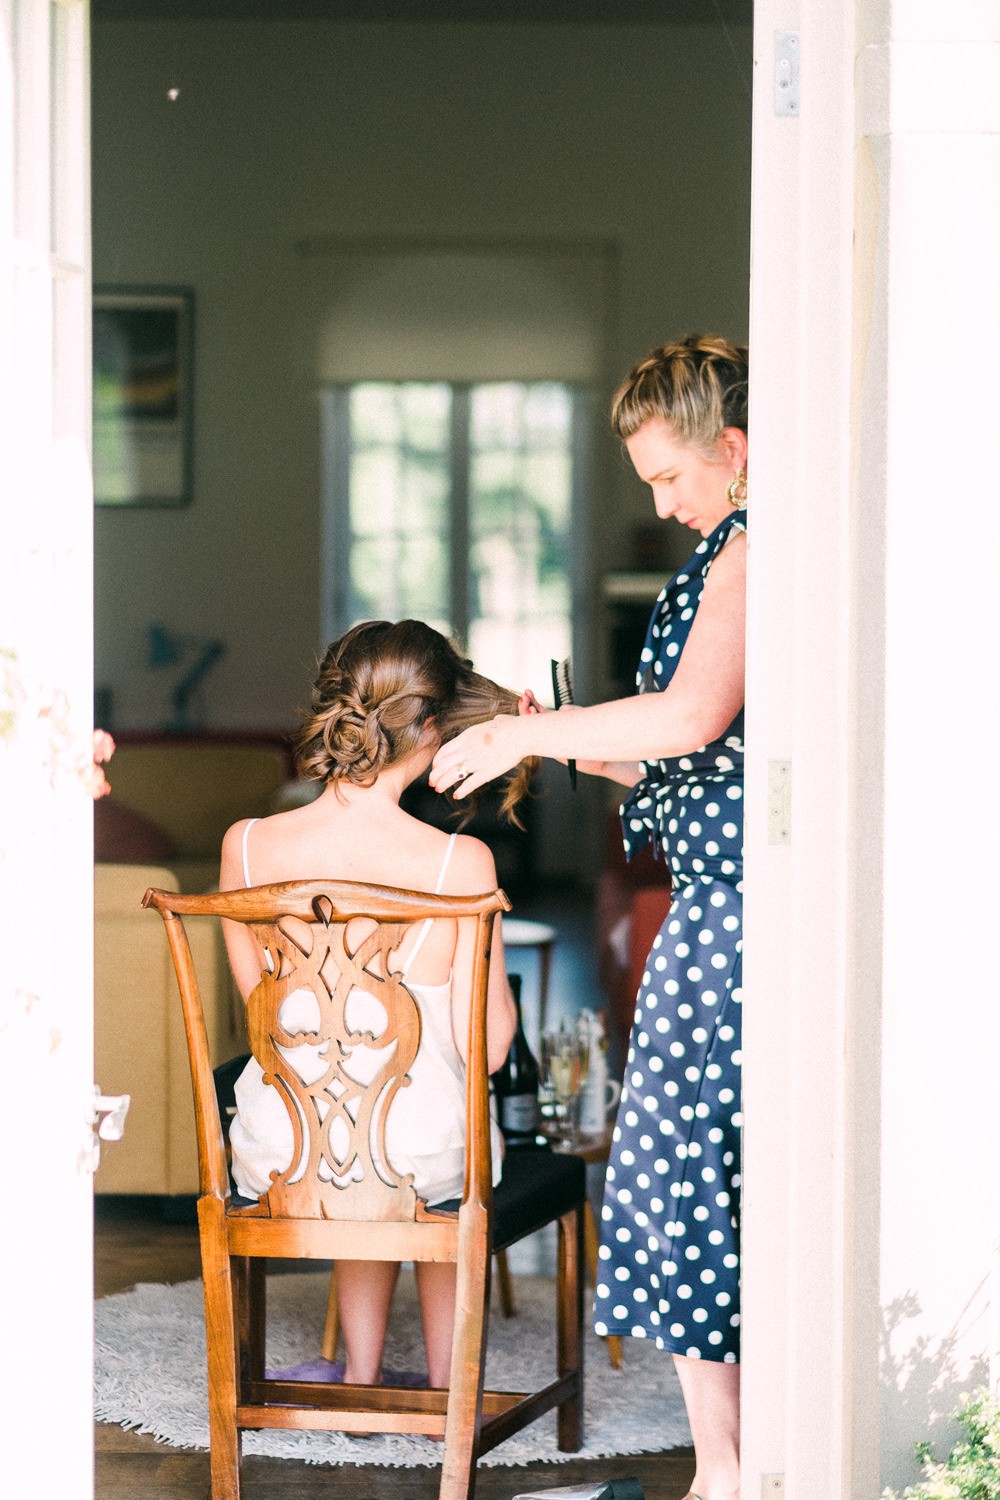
{"left": 143, "top": 881, "right": 510, "bottom": 1223}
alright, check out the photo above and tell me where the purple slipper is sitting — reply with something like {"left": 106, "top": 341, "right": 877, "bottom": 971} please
{"left": 266, "top": 1357, "right": 428, "bottom": 1388}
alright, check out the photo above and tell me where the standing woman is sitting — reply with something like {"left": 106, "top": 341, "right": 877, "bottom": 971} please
{"left": 431, "top": 334, "right": 748, "bottom": 1500}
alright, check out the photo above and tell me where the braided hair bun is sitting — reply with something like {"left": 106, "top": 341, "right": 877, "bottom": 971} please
{"left": 294, "top": 619, "right": 535, "bottom": 825}
{"left": 611, "top": 333, "right": 748, "bottom": 456}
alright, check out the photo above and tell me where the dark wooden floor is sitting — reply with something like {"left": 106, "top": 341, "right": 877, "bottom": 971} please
{"left": 95, "top": 1208, "right": 695, "bottom": 1500}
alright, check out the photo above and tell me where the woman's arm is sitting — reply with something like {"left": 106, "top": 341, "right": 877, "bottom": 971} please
{"left": 447, "top": 836, "right": 517, "bottom": 1073}
{"left": 219, "top": 819, "right": 269, "bottom": 1002}
{"left": 431, "top": 533, "right": 746, "bottom": 798}
{"left": 519, "top": 692, "right": 640, "bottom": 788}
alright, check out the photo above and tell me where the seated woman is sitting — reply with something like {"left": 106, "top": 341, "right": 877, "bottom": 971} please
{"left": 219, "top": 618, "right": 530, "bottom": 1391}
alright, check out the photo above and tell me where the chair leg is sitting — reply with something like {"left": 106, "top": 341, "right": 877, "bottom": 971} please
{"left": 248, "top": 1257, "right": 266, "bottom": 1380}
{"left": 494, "top": 1248, "right": 516, "bottom": 1318}
{"left": 438, "top": 1205, "right": 491, "bottom": 1500}
{"left": 584, "top": 1201, "right": 623, "bottom": 1370}
{"left": 556, "top": 1203, "right": 585, "bottom": 1452}
{"left": 198, "top": 1198, "right": 243, "bottom": 1500}
{"left": 233, "top": 1256, "right": 266, "bottom": 1385}
{"left": 321, "top": 1264, "right": 339, "bottom": 1362}
{"left": 233, "top": 1257, "right": 249, "bottom": 1385}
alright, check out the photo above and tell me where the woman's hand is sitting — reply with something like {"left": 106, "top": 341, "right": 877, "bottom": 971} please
{"left": 429, "top": 714, "right": 530, "bottom": 799}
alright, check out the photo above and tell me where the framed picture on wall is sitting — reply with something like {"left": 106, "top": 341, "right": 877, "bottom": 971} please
{"left": 92, "top": 287, "right": 194, "bottom": 506}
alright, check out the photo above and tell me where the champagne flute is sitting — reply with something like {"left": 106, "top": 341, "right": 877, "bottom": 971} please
{"left": 541, "top": 1027, "right": 591, "bottom": 1150}
{"left": 575, "top": 1015, "right": 591, "bottom": 1094}
{"left": 538, "top": 1029, "right": 554, "bottom": 1113}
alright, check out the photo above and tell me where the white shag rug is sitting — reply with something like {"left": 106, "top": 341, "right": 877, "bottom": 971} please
{"left": 95, "top": 1271, "right": 690, "bottom": 1467}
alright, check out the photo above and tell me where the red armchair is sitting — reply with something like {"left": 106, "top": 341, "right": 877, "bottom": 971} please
{"left": 595, "top": 810, "right": 672, "bottom": 1057}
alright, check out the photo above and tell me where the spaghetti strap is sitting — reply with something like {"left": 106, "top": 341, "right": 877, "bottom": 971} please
{"left": 241, "top": 818, "right": 275, "bottom": 974}
{"left": 401, "top": 833, "right": 458, "bottom": 978}
{"left": 434, "top": 831, "right": 458, "bottom": 893}
{"left": 241, "top": 818, "right": 259, "bottom": 889}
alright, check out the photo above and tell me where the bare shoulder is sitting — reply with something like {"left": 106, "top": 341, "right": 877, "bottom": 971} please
{"left": 220, "top": 817, "right": 255, "bottom": 890}
{"left": 442, "top": 831, "right": 499, "bottom": 894}
{"left": 701, "top": 527, "right": 747, "bottom": 601}
{"left": 709, "top": 526, "right": 747, "bottom": 575}
{"left": 225, "top": 805, "right": 306, "bottom": 846}
{"left": 222, "top": 816, "right": 254, "bottom": 850}
{"left": 221, "top": 817, "right": 258, "bottom": 869}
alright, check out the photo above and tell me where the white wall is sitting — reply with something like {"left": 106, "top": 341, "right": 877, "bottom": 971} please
{"left": 91, "top": 18, "right": 752, "bottom": 745}
{"left": 863, "top": 2, "right": 1000, "bottom": 1482}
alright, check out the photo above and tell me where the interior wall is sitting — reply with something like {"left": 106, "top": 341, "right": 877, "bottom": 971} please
{"left": 92, "top": 17, "right": 751, "bottom": 748}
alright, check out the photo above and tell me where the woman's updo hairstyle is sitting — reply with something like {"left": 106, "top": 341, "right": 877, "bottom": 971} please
{"left": 294, "top": 619, "right": 535, "bottom": 825}
{"left": 611, "top": 334, "right": 748, "bottom": 458}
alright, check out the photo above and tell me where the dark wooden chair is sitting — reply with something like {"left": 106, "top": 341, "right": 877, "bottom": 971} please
{"left": 144, "top": 879, "right": 585, "bottom": 1500}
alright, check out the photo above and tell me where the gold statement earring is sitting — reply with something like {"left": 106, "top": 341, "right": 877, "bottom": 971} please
{"left": 726, "top": 466, "right": 748, "bottom": 507}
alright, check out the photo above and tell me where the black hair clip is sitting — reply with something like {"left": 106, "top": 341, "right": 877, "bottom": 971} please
{"left": 550, "top": 657, "right": 577, "bottom": 791}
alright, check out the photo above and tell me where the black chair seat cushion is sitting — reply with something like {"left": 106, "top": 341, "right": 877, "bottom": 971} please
{"left": 215, "top": 1058, "right": 586, "bottom": 1240}
{"left": 490, "top": 1144, "right": 586, "bottom": 1251}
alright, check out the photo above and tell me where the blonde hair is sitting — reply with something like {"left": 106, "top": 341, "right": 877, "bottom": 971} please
{"left": 294, "top": 619, "right": 535, "bottom": 826}
{"left": 611, "top": 334, "right": 748, "bottom": 457}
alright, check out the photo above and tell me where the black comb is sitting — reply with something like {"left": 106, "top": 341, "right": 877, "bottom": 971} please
{"left": 550, "top": 657, "right": 577, "bottom": 791}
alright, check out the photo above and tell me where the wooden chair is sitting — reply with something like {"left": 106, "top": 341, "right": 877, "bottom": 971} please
{"left": 144, "top": 879, "right": 585, "bottom": 1500}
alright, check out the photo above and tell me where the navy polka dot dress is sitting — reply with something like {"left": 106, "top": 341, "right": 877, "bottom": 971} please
{"left": 594, "top": 509, "right": 746, "bottom": 1364}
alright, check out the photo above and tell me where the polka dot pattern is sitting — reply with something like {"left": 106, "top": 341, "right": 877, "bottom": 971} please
{"left": 596, "top": 510, "right": 745, "bottom": 1365}
{"left": 621, "top": 512, "right": 746, "bottom": 887}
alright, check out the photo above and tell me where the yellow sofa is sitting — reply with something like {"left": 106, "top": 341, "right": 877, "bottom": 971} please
{"left": 94, "top": 862, "right": 247, "bottom": 1195}
{"left": 93, "top": 735, "right": 296, "bottom": 1195}
{"left": 101, "top": 736, "right": 292, "bottom": 892}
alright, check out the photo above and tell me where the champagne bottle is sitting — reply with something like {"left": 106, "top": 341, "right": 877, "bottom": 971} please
{"left": 493, "top": 975, "right": 541, "bottom": 1147}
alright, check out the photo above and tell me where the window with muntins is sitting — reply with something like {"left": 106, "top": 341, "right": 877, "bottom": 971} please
{"left": 322, "top": 380, "right": 582, "bottom": 689}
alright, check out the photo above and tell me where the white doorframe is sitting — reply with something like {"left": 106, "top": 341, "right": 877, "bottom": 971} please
{"left": 742, "top": 1, "right": 860, "bottom": 1492}
{"left": 742, "top": 2, "right": 1000, "bottom": 1495}
{"left": 0, "top": 2, "right": 95, "bottom": 1494}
